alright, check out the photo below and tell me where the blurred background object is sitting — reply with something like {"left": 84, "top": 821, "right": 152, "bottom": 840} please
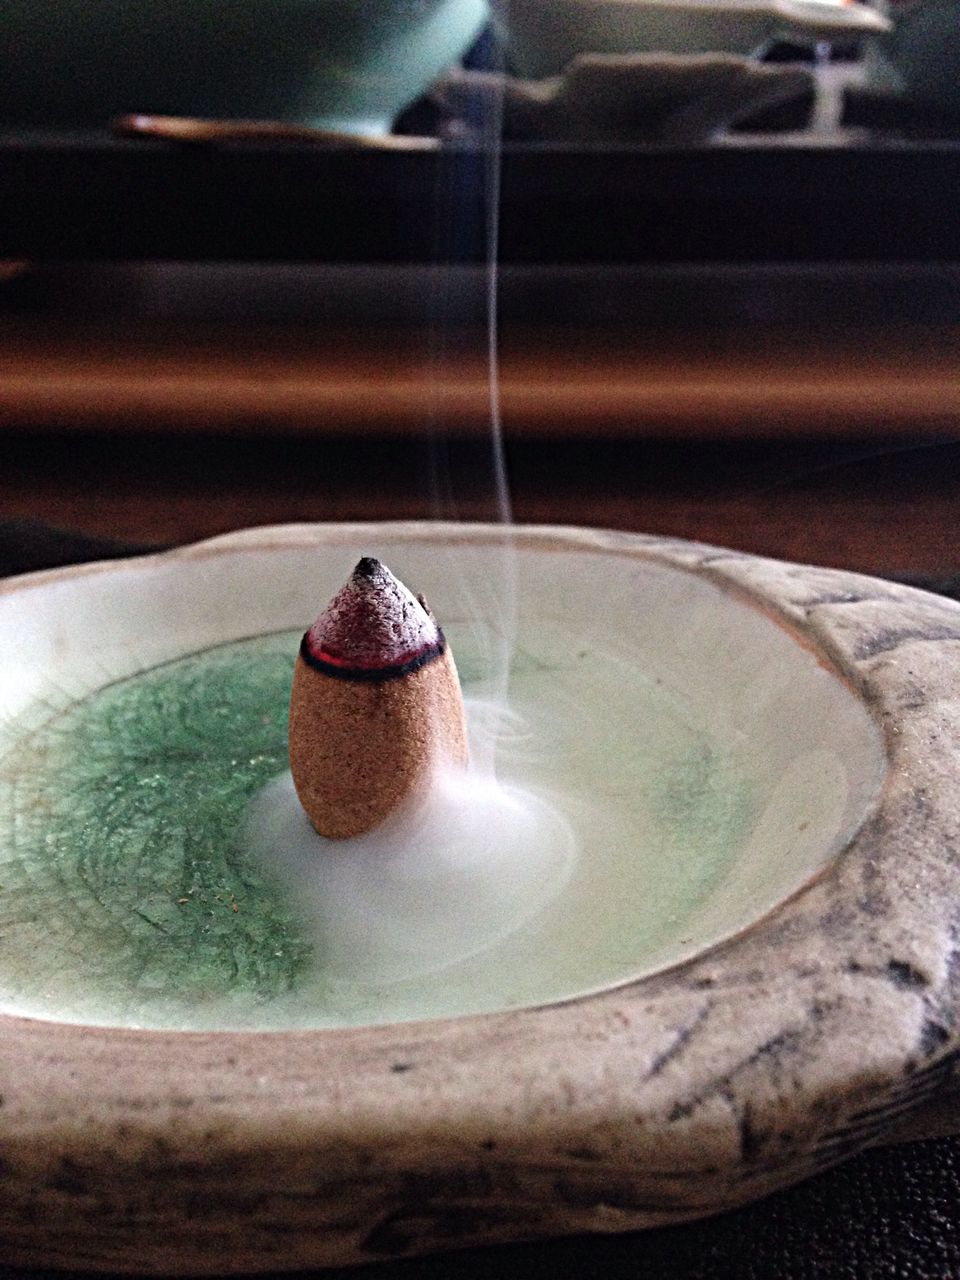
{"left": 862, "top": 0, "right": 960, "bottom": 123}
{"left": 0, "top": 0, "right": 488, "bottom": 134}
{"left": 433, "top": 55, "right": 815, "bottom": 144}
{"left": 489, "top": 0, "right": 888, "bottom": 77}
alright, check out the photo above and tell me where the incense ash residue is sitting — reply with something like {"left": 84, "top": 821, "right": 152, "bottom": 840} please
{"left": 303, "top": 557, "right": 443, "bottom": 671}
{"left": 0, "top": 635, "right": 312, "bottom": 1025}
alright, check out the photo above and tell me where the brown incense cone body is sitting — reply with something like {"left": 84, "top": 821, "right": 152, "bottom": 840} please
{"left": 290, "top": 646, "right": 467, "bottom": 838}
{"left": 288, "top": 558, "right": 468, "bottom": 839}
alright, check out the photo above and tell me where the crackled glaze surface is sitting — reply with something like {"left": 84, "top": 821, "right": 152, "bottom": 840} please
{"left": 0, "top": 524, "right": 958, "bottom": 1274}
{"left": 0, "top": 532, "right": 884, "bottom": 1031}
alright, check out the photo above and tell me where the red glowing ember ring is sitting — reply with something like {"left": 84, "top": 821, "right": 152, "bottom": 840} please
{"left": 299, "top": 632, "right": 447, "bottom": 682}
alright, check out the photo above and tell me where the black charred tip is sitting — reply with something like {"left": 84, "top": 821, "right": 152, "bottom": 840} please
{"left": 353, "top": 556, "right": 384, "bottom": 579}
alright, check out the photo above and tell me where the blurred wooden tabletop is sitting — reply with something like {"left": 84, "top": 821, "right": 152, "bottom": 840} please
{"left": 4, "top": 316, "right": 960, "bottom": 439}
{"left": 2, "top": 304, "right": 959, "bottom": 577}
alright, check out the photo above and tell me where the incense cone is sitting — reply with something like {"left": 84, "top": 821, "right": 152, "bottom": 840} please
{"left": 288, "top": 558, "right": 468, "bottom": 839}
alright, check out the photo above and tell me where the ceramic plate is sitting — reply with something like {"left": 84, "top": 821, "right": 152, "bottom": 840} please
{"left": 0, "top": 523, "right": 958, "bottom": 1272}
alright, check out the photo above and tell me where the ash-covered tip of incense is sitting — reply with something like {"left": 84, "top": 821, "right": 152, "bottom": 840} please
{"left": 301, "top": 557, "right": 445, "bottom": 681}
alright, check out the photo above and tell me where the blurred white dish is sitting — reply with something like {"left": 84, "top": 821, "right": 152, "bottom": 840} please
{"left": 436, "top": 53, "right": 814, "bottom": 142}
{"left": 492, "top": 0, "right": 891, "bottom": 78}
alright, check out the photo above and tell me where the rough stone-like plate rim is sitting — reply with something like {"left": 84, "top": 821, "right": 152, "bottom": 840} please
{"left": 1, "top": 521, "right": 959, "bottom": 1275}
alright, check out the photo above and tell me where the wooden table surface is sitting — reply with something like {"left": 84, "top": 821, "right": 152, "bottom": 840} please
{"left": 2, "top": 307, "right": 958, "bottom": 577}
{"left": 3, "top": 426, "right": 956, "bottom": 578}
{"left": 4, "top": 316, "right": 960, "bottom": 439}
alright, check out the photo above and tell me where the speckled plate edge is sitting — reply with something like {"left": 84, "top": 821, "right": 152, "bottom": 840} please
{"left": 2, "top": 521, "right": 959, "bottom": 1274}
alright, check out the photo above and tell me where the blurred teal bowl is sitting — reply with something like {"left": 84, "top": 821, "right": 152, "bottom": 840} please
{"left": 0, "top": 0, "right": 488, "bottom": 133}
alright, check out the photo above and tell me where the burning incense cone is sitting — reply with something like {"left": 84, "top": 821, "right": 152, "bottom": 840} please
{"left": 288, "top": 557, "right": 468, "bottom": 839}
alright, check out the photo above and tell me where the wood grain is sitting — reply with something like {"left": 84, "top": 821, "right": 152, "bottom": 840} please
{"left": 2, "top": 317, "right": 958, "bottom": 576}
{"left": 3, "top": 318, "right": 960, "bottom": 437}
{"left": 1, "top": 429, "right": 957, "bottom": 576}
